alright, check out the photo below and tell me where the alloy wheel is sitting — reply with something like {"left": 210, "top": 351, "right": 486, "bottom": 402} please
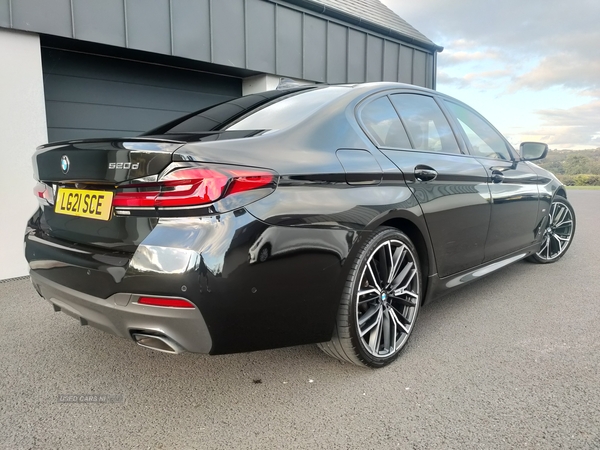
{"left": 536, "top": 200, "right": 574, "bottom": 261}
{"left": 356, "top": 239, "right": 420, "bottom": 357}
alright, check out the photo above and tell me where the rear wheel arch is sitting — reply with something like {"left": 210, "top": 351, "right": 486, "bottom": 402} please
{"left": 318, "top": 226, "right": 423, "bottom": 367}
{"left": 378, "top": 217, "right": 433, "bottom": 301}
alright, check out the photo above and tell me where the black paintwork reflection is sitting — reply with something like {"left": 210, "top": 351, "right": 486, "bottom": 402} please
{"left": 246, "top": 181, "right": 418, "bottom": 229}
{"left": 336, "top": 149, "right": 383, "bottom": 185}
{"left": 382, "top": 149, "right": 491, "bottom": 277}
{"left": 249, "top": 227, "right": 354, "bottom": 264}
{"left": 478, "top": 159, "right": 541, "bottom": 261}
{"left": 525, "top": 161, "right": 564, "bottom": 241}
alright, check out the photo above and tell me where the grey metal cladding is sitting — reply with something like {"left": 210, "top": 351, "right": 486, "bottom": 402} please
{"left": 383, "top": 40, "right": 399, "bottom": 82}
{"left": 276, "top": 5, "right": 303, "bottom": 78}
{"left": 212, "top": 0, "right": 246, "bottom": 68}
{"left": 247, "top": 0, "right": 276, "bottom": 73}
{"left": 326, "top": 22, "right": 347, "bottom": 84}
{"left": 171, "top": 0, "right": 211, "bottom": 62}
{"left": 0, "top": 0, "right": 9, "bottom": 28}
{"left": 303, "top": 15, "right": 327, "bottom": 82}
{"left": 12, "top": 0, "right": 72, "bottom": 37}
{"left": 126, "top": 0, "right": 171, "bottom": 54}
{"left": 72, "top": 0, "right": 126, "bottom": 47}
{"left": 366, "top": 35, "right": 383, "bottom": 82}
{"left": 398, "top": 45, "right": 413, "bottom": 84}
{"left": 347, "top": 29, "right": 366, "bottom": 83}
{"left": 1, "top": 0, "right": 436, "bottom": 87}
{"left": 426, "top": 53, "right": 434, "bottom": 89}
{"left": 413, "top": 50, "right": 427, "bottom": 88}
{"left": 301, "top": 0, "right": 436, "bottom": 48}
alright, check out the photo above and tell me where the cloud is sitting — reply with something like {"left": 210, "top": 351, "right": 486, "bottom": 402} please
{"left": 580, "top": 89, "right": 600, "bottom": 98}
{"left": 383, "top": 0, "right": 600, "bottom": 91}
{"left": 510, "top": 100, "right": 600, "bottom": 148}
{"left": 382, "top": 0, "right": 600, "bottom": 148}
{"left": 438, "top": 69, "right": 511, "bottom": 90}
{"left": 440, "top": 50, "right": 502, "bottom": 66}
{"left": 383, "top": 0, "right": 600, "bottom": 54}
{"left": 512, "top": 53, "right": 600, "bottom": 92}
{"left": 538, "top": 100, "right": 600, "bottom": 129}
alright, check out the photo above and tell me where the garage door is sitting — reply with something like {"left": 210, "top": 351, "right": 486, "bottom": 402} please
{"left": 42, "top": 48, "right": 242, "bottom": 143}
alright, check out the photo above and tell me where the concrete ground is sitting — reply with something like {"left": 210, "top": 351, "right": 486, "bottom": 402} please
{"left": 1, "top": 190, "right": 599, "bottom": 450}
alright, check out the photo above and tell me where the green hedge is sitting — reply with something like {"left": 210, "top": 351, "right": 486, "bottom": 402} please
{"left": 559, "top": 174, "right": 600, "bottom": 186}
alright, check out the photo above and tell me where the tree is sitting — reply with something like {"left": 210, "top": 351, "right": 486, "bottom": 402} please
{"left": 563, "top": 154, "right": 594, "bottom": 175}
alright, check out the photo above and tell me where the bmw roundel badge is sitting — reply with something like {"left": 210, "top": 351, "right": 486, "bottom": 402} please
{"left": 60, "top": 155, "right": 70, "bottom": 174}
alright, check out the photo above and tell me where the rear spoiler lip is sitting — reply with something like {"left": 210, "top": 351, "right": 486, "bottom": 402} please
{"left": 36, "top": 136, "right": 186, "bottom": 151}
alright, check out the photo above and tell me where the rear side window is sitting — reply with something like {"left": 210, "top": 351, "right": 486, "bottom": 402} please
{"left": 445, "top": 101, "right": 512, "bottom": 160}
{"left": 360, "top": 96, "right": 411, "bottom": 149}
{"left": 390, "top": 94, "right": 460, "bottom": 154}
{"left": 226, "top": 87, "right": 350, "bottom": 132}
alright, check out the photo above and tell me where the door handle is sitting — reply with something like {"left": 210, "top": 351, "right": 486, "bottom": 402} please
{"left": 491, "top": 170, "right": 504, "bottom": 184}
{"left": 414, "top": 166, "right": 438, "bottom": 182}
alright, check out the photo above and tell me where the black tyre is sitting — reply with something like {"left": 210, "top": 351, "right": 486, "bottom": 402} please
{"left": 527, "top": 195, "right": 576, "bottom": 264}
{"left": 258, "top": 245, "right": 271, "bottom": 263}
{"left": 318, "top": 227, "right": 422, "bottom": 368}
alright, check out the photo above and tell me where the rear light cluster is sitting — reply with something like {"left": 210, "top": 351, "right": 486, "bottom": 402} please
{"left": 112, "top": 165, "right": 276, "bottom": 209}
{"left": 34, "top": 182, "right": 53, "bottom": 204}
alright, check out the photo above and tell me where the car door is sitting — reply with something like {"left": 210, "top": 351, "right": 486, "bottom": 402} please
{"left": 442, "top": 100, "right": 541, "bottom": 262}
{"left": 359, "top": 92, "right": 491, "bottom": 278}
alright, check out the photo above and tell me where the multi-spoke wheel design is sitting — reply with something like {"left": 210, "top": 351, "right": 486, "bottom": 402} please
{"left": 318, "top": 227, "right": 422, "bottom": 368}
{"left": 356, "top": 239, "right": 419, "bottom": 358}
{"left": 529, "top": 195, "right": 576, "bottom": 264}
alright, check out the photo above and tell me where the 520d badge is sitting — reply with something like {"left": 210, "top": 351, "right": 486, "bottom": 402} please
{"left": 109, "top": 162, "right": 140, "bottom": 170}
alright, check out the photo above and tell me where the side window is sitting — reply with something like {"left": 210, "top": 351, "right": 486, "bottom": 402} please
{"left": 445, "top": 101, "right": 512, "bottom": 160}
{"left": 360, "top": 96, "right": 411, "bottom": 149}
{"left": 390, "top": 94, "right": 460, "bottom": 154}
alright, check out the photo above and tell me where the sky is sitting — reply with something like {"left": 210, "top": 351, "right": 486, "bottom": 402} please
{"left": 381, "top": 0, "right": 600, "bottom": 150}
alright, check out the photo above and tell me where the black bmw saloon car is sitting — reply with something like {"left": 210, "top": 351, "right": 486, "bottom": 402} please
{"left": 25, "top": 82, "right": 575, "bottom": 368}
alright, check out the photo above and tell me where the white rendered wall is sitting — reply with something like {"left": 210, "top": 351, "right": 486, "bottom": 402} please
{"left": 0, "top": 29, "right": 47, "bottom": 279}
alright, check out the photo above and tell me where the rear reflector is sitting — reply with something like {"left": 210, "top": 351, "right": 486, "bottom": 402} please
{"left": 137, "top": 296, "right": 195, "bottom": 308}
{"left": 113, "top": 165, "right": 275, "bottom": 208}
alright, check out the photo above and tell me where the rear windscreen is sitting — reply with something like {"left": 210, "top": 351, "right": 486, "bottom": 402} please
{"left": 151, "top": 86, "right": 350, "bottom": 135}
{"left": 161, "top": 90, "right": 299, "bottom": 134}
{"left": 225, "top": 87, "right": 350, "bottom": 132}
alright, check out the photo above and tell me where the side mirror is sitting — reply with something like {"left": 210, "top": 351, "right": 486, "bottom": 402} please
{"left": 520, "top": 142, "right": 548, "bottom": 161}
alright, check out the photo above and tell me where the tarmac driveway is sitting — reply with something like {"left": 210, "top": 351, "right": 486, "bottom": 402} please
{"left": 1, "top": 189, "right": 599, "bottom": 449}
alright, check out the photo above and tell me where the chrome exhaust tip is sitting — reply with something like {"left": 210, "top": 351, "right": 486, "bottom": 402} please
{"left": 131, "top": 333, "right": 184, "bottom": 354}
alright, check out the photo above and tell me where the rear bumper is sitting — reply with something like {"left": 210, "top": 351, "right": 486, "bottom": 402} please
{"left": 25, "top": 209, "right": 354, "bottom": 355}
{"left": 30, "top": 271, "right": 212, "bottom": 353}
